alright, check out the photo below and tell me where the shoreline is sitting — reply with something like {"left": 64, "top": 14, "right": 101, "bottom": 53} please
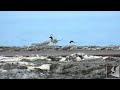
{"left": 0, "top": 50, "right": 120, "bottom": 57}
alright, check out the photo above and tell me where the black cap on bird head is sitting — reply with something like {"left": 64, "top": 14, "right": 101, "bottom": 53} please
{"left": 49, "top": 36, "right": 53, "bottom": 39}
{"left": 70, "top": 41, "right": 74, "bottom": 43}
{"left": 49, "top": 34, "right": 53, "bottom": 39}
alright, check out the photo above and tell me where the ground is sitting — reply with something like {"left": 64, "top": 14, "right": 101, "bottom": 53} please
{"left": 0, "top": 46, "right": 120, "bottom": 79}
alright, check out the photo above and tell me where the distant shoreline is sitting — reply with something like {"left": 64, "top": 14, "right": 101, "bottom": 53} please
{"left": 1, "top": 45, "right": 120, "bottom": 47}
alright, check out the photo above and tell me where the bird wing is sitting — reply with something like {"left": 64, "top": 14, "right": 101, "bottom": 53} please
{"left": 61, "top": 45, "right": 72, "bottom": 50}
{"left": 32, "top": 40, "right": 50, "bottom": 46}
{"left": 39, "top": 40, "right": 50, "bottom": 46}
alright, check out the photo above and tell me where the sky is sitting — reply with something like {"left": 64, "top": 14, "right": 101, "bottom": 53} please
{"left": 0, "top": 11, "right": 120, "bottom": 46}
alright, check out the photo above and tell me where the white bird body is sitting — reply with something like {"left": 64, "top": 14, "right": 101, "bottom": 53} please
{"left": 31, "top": 40, "right": 50, "bottom": 46}
{"left": 61, "top": 44, "right": 77, "bottom": 50}
{"left": 62, "top": 45, "right": 72, "bottom": 49}
{"left": 62, "top": 41, "right": 77, "bottom": 50}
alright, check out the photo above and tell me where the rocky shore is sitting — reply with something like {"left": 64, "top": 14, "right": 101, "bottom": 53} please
{"left": 0, "top": 45, "right": 120, "bottom": 52}
{"left": 0, "top": 50, "right": 120, "bottom": 79}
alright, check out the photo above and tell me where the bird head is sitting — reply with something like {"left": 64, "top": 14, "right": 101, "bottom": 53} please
{"left": 70, "top": 41, "right": 76, "bottom": 43}
{"left": 49, "top": 36, "right": 53, "bottom": 39}
{"left": 49, "top": 34, "right": 53, "bottom": 39}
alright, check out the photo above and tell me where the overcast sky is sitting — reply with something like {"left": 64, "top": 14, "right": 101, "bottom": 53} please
{"left": 0, "top": 11, "right": 120, "bottom": 46}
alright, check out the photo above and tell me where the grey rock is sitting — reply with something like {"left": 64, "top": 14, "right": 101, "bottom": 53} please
{"left": 2, "top": 63, "right": 19, "bottom": 70}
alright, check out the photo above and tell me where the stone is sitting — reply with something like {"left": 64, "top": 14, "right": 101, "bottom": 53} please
{"left": 36, "top": 64, "right": 51, "bottom": 71}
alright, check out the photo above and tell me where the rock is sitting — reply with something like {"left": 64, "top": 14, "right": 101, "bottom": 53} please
{"left": 69, "top": 52, "right": 103, "bottom": 61}
{"left": 0, "top": 69, "right": 7, "bottom": 73}
{"left": 102, "top": 56, "right": 109, "bottom": 60}
{"left": 35, "top": 64, "right": 51, "bottom": 71}
{"left": 47, "top": 56, "right": 58, "bottom": 61}
{"left": 39, "top": 56, "right": 47, "bottom": 60}
{"left": 21, "top": 56, "right": 47, "bottom": 61}
{"left": 66, "top": 56, "right": 70, "bottom": 61}
{"left": 50, "top": 63, "right": 60, "bottom": 72}
{"left": 70, "top": 53, "right": 77, "bottom": 57}
{"left": 18, "top": 62, "right": 34, "bottom": 66}
{"left": 18, "top": 66, "right": 28, "bottom": 69}
{"left": 21, "top": 59, "right": 32, "bottom": 62}
{"left": 104, "top": 57, "right": 119, "bottom": 61}
{"left": 2, "top": 63, "right": 19, "bottom": 70}
{"left": 77, "top": 53, "right": 86, "bottom": 56}
{"left": 109, "top": 66, "right": 119, "bottom": 78}
{"left": 0, "top": 57, "right": 22, "bottom": 62}
{"left": 59, "top": 57, "right": 67, "bottom": 62}
{"left": 76, "top": 57, "right": 82, "bottom": 61}
{"left": 55, "top": 64, "right": 65, "bottom": 74}
{"left": 83, "top": 55, "right": 102, "bottom": 60}
{"left": 69, "top": 53, "right": 84, "bottom": 61}
{"left": 27, "top": 66, "right": 35, "bottom": 71}
{"left": 46, "top": 58, "right": 52, "bottom": 61}
{"left": 57, "top": 56, "right": 64, "bottom": 60}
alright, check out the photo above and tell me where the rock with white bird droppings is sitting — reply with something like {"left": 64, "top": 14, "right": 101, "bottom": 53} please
{"left": 59, "top": 57, "right": 67, "bottom": 62}
{"left": 102, "top": 56, "right": 109, "bottom": 60}
{"left": 27, "top": 66, "right": 35, "bottom": 71}
{"left": 21, "top": 57, "right": 39, "bottom": 61}
{"left": 82, "top": 54, "right": 102, "bottom": 60}
{"left": 77, "top": 53, "right": 86, "bottom": 57}
{"left": 69, "top": 53, "right": 103, "bottom": 61}
{"left": 27, "top": 64, "right": 51, "bottom": 71}
{"left": 46, "top": 58, "right": 52, "bottom": 61}
{"left": 76, "top": 57, "right": 82, "bottom": 61}
{"left": 0, "top": 56, "right": 22, "bottom": 62}
{"left": 39, "top": 56, "right": 47, "bottom": 60}
{"left": 47, "top": 56, "right": 59, "bottom": 61}
{"left": 18, "top": 62, "right": 35, "bottom": 66}
{"left": 110, "top": 66, "right": 119, "bottom": 78}
{"left": 20, "top": 56, "right": 48, "bottom": 61}
{"left": 36, "top": 64, "right": 51, "bottom": 71}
